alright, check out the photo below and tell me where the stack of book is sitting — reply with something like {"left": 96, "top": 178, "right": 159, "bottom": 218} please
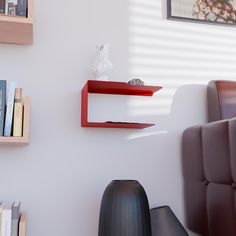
{"left": 0, "top": 202, "right": 26, "bottom": 236}
{"left": 0, "top": 0, "right": 27, "bottom": 17}
{"left": 0, "top": 80, "right": 24, "bottom": 138}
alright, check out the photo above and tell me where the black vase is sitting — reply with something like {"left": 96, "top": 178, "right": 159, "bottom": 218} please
{"left": 98, "top": 180, "right": 151, "bottom": 236}
{"left": 151, "top": 206, "right": 189, "bottom": 236}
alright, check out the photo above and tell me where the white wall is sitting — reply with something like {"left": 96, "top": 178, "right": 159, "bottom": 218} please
{"left": 1, "top": 0, "right": 236, "bottom": 235}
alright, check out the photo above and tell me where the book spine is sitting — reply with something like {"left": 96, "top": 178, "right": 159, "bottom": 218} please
{"left": 13, "top": 88, "right": 23, "bottom": 137}
{"left": 10, "top": 220, "right": 18, "bottom": 236}
{"left": 0, "top": 81, "right": 6, "bottom": 136}
{"left": 18, "top": 213, "right": 26, "bottom": 236}
{"left": 4, "top": 0, "right": 7, "bottom": 14}
{"left": 4, "top": 81, "right": 16, "bottom": 137}
{"left": 6, "top": 0, "right": 16, "bottom": 15}
{"left": 11, "top": 202, "right": 20, "bottom": 236}
{"left": 1, "top": 206, "right": 11, "bottom": 236}
{"left": 16, "top": 0, "right": 27, "bottom": 17}
{"left": 0, "top": 0, "right": 5, "bottom": 14}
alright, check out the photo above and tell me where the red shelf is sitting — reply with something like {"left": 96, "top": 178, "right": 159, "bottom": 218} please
{"left": 86, "top": 80, "right": 161, "bottom": 96}
{"left": 83, "top": 122, "right": 155, "bottom": 129}
{"left": 81, "top": 80, "right": 162, "bottom": 129}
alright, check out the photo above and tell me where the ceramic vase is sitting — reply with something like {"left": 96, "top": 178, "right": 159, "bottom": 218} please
{"left": 98, "top": 180, "right": 151, "bottom": 236}
{"left": 93, "top": 43, "right": 113, "bottom": 81}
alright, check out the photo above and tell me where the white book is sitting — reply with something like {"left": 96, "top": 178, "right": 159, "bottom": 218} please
{"left": 4, "top": 81, "right": 16, "bottom": 137}
{"left": 1, "top": 204, "right": 12, "bottom": 236}
{"left": 5, "top": 0, "right": 17, "bottom": 15}
{"left": 5, "top": 1, "right": 7, "bottom": 15}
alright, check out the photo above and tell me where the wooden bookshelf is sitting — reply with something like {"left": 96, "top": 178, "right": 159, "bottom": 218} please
{"left": 0, "top": 0, "right": 33, "bottom": 44}
{"left": 0, "top": 96, "right": 30, "bottom": 145}
{"left": 81, "top": 80, "right": 162, "bottom": 129}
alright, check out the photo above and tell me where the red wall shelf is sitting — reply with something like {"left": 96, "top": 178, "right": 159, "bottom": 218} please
{"left": 81, "top": 80, "right": 162, "bottom": 129}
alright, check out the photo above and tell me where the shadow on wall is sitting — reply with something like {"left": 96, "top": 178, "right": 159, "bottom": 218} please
{"left": 126, "top": 83, "right": 207, "bottom": 140}
{"left": 125, "top": 0, "right": 236, "bottom": 141}
{"left": 169, "top": 84, "right": 208, "bottom": 130}
{"left": 89, "top": 0, "right": 236, "bottom": 140}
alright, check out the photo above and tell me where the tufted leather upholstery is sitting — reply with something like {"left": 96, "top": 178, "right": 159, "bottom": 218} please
{"left": 182, "top": 80, "right": 236, "bottom": 236}
{"left": 208, "top": 80, "right": 236, "bottom": 122}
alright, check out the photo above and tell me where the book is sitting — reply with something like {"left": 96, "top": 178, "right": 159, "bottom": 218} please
{"left": 11, "top": 202, "right": 20, "bottom": 236}
{"left": 1, "top": 204, "right": 12, "bottom": 236}
{"left": 0, "top": 0, "right": 5, "bottom": 14}
{"left": 4, "top": 81, "right": 16, "bottom": 137}
{"left": 6, "top": 0, "right": 17, "bottom": 15}
{"left": 16, "top": 0, "right": 27, "bottom": 17}
{"left": 18, "top": 213, "right": 26, "bottom": 236}
{"left": 0, "top": 80, "right": 6, "bottom": 136}
{"left": 13, "top": 88, "right": 23, "bottom": 137}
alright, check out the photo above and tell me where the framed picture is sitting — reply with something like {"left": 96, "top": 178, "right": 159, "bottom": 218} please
{"left": 167, "top": 0, "right": 236, "bottom": 26}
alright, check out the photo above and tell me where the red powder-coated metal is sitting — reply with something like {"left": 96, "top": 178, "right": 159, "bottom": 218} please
{"left": 81, "top": 80, "right": 162, "bottom": 129}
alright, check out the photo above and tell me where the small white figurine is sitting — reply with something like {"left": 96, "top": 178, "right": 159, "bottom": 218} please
{"left": 93, "top": 43, "right": 113, "bottom": 81}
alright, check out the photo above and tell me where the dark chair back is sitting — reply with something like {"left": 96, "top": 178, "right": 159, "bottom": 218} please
{"left": 208, "top": 80, "right": 236, "bottom": 122}
{"left": 183, "top": 80, "right": 236, "bottom": 236}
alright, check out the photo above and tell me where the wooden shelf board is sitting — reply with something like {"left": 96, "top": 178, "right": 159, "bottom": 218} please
{"left": 0, "top": 0, "right": 33, "bottom": 23}
{"left": 82, "top": 122, "right": 155, "bottom": 129}
{"left": 86, "top": 80, "right": 162, "bottom": 96}
{"left": 0, "top": 137, "right": 29, "bottom": 145}
{"left": 0, "top": 0, "right": 33, "bottom": 44}
{"left": 0, "top": 15, "right": 32, "bottom": 24}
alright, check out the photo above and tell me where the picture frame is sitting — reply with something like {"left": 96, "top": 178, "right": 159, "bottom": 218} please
{"left": 167, "top": 0, "right": 236, "bottom": 26}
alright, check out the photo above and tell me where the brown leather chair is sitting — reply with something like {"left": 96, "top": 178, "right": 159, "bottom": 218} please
{"left": 182, "top": 80, "right": 236, "bottom": 236}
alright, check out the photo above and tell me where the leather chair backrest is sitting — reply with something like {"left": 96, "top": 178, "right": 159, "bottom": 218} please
{"left": 208, "top": 80, "right": 236, "bottom": 122}
{"left": 182, "top": 80, "right": 236, "bottom": 236}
